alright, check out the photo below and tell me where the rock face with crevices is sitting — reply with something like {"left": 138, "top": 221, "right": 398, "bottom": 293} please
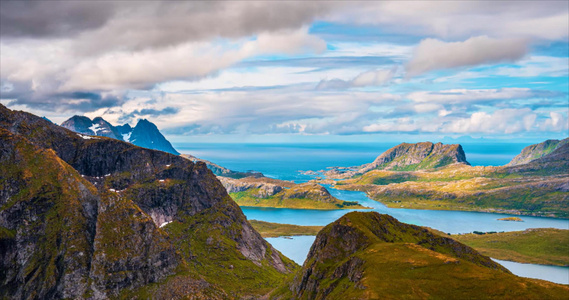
{"left": 362, "top": 141, "right": 470, "bottom": 172}
{"left": 0, "top": 104, "right": 296, "bottom": 299}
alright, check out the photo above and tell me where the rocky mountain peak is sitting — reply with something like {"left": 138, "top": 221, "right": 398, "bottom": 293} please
{"left": 361, "top": 141, "right": 469, "bottom": 172}
{"left": 129, "top": 119, "right": 179, "bottom": 155}
{"left": 60, "top": 115, "right": 179, "bottom": 155}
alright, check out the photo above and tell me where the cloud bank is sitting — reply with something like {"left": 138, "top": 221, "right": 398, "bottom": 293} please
{"left": 406, "top": 36, "right": 528, "bottom": 77}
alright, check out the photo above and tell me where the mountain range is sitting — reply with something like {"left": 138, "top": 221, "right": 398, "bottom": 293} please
{"left": 0, "top": 104, "right": 294, "bottom": 299}
{"left": 1, "top": 104, "right": 568, "bottom": 299}
{"left": 61, "top": 115, "right": 179, "bottom": 155}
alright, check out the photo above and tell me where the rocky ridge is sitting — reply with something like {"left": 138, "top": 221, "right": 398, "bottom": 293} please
{"left": 323, "top": 142, "right": 470, "bottom": 178}
{"left": 0, "top": 104, "right": 296, "bottom": 299}
{"left": 506, "top": 138, "right": 568, "bottom": 166}
{"left": 61, "top": 115, "right": 179, "bottom": 155}
{"left": 362, "top": 142, "right": 469, "bottom": 172}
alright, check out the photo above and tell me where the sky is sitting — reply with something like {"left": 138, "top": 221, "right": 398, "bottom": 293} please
{"left": 0, "top": 1, "right": 568, "bottom": 144}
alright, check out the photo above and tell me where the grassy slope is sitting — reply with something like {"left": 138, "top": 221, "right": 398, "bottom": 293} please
{"left": 448, "top": 229, "right": 569, "bottom": 266}
{"left": 355, "top": 243, "right": 568, "bottom": 300}
{"left": 273, "top": 212, "right": 569, "bottom": 300}
{"left": 230, "top": 188, "right": 367, "bottom": 210}
{"left": 162, "top": 204, "right": 299, "bottom": 298}
{"left": 332, "top": 164, "right": 568, "bottom": 218}
{"left": 272, "top": 213, "right": 569, "bottom": 299}
{"left": 248, "top": 220, "right": 569, "bottom": 267}
{"left": 249, "top": 220, "right": 323, "bottom": 238}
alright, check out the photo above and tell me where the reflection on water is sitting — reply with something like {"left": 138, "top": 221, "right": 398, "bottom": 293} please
{"left": 492, "top": 259, "right": 569, "bottom": 285}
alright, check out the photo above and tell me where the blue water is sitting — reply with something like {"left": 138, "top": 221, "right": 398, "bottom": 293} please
{"left": 265, "top": 236, "right": 316, "bottom": 265}
{"left": 175, "top": 142, "right": 529, "bottom": 182}
{"left": 175, "top": 142, "right": 569, "bottom": 284}
{"left": 492, "top": 259, "right": 569, "bottom": 285}
{"left": 243, "top": 187, "right": 569, "bottom": 234}
{"left": 268, "top": 237, "right": 569, "bottom": 285}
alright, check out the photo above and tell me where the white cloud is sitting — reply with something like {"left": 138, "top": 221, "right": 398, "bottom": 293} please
{"left": 406, "top": 36, "right": 528, "bottom": 77}
{"left": 444, "top": 109, "right": 537, "bottom": 134}
{"left": 352, "top": 69, "right": 394, "bottom": 87}
{"left": 407, "top": 88, "right": 551, "bottom": 104}
{"left": 363, "top": 108, "right": 567, "bottom": 135}
{"left": 1, "top": 28, "right": 326, "bottom": 94}
{"left": 540, "top": 111, "right": 569, "bottom": 132}
{"left": 329, "top": 1, "right": 569, "bottom": 41}
{"left": 89, "top": 89, "right": 400, "bottom": 135}
{"left": 317, "top": 68, "right": 395, "bottom": 90}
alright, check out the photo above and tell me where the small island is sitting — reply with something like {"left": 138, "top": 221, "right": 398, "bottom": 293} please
{"left": 497, "top": 217, "right": 524, "bottom": 222}
{"left": 249, "top": 220, "right": 323, "bottom": 238}
{"left": 219, "top": 176, "right": 370, "bottom": 210}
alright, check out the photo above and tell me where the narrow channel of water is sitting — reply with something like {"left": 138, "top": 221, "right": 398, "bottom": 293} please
{"left": 245, "top": 187, "right": 569, "bottom": 285}
{"left": 492, "top": 259, "right": 569, "bottom": 285}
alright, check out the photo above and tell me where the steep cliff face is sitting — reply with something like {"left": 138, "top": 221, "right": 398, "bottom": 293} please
{"left": 274, "top": 212, "right": 569, "bottom": 299}
{"left": 507, "top": 138, "right": 568, "bottom": 166}
{"left": 362, "top": 142, "right": 469, "bottom": 172}
{"left": 0, "top": 104, "right": 296, "bottom": 299}
{"left": 0, "top": 129, "right": 100, "bottom": 299}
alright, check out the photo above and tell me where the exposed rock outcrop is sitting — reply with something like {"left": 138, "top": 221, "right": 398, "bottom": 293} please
{"left": 362, "top": 142, "right": 469, "bottom": 172}
{"left": 0, "top": 104, "right": 296, "bottom": 299}
{"left": 506, "top": 138, "right": 569, "bottom": 167}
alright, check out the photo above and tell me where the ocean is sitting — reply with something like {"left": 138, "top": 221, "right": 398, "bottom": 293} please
{"left": 173, "top": 141, "right": 569, "bottom": 284}
{"left": 173, "top": 142, "right": 530, "bottom": 182}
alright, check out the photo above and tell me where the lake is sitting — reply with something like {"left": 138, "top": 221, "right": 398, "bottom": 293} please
{"left": 175, "top": 141, "right": 569, "bottom": 285}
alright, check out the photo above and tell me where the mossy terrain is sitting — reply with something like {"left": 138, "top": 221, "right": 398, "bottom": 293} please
{"left": 507, "top": 138, "right": 568, "bottom": 166}
{"left": 327, "top": 146, "right": 569, "bottom": 218}
{"left": 273, "top": 212, "right": 569, "bottom": 299}
{"left": 0, "top": 128, "right": 97, "bottom": 298}
{"left": 0, "top": 104, "right": 297, "bottom": 299}
{"left": 447, "top": 228, "right": 569, "bottom": 266}
{"left": 247, "top": 220, "right": 569, "bottom": 267}
{"left": 221, "top": 176, "right": 368, "bottom": 210}
{"left": 231, "top": 188, "right": 365, "bottom": 210}
{"left": 249, "top": 220, "right": 323, "bottom": 238}
{"left": 498, "top": 217, "right": 523, "bottom": 221}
